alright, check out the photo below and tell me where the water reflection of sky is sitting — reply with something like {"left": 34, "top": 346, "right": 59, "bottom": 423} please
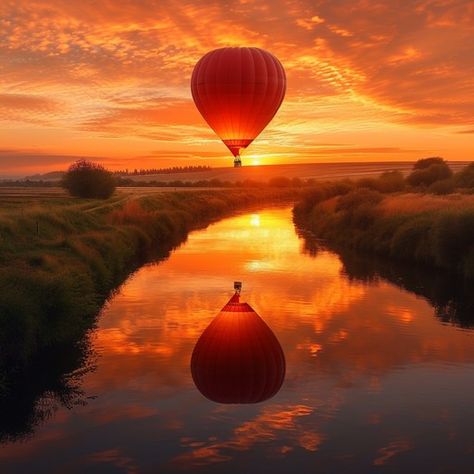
{"left": 2, "top": 207, "right": 474, "bottom": 473}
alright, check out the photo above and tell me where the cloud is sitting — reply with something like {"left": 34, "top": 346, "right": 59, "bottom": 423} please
{"left": 0, "top": 148, "right": 229, "bottom": 176}
{"left": 373, "top": 439, "right": 413, "bottom": 466}
{"left": 0, "top": 93, "right": 58, "bottom": 111}
{"left": 0, "top": 93, "right": 61, "bottom": 125}
{"left": 0, "top": 0, "right": 473, "bottom": 171}
{"left": 0, "top": 149, "right": 102, "bottom": 174}
{"left": 171, "top": 405, "right": 319, "bottom": 468}
{"left": 80, "top": 98, "right": 204, "bottom": 135}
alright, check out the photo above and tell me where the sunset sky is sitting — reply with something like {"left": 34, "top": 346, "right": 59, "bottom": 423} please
{"left": 1, "top": 0, "right": 473, "bottom": 175}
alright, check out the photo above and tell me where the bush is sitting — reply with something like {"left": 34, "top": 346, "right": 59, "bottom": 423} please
{"left": 355, "top": 177, "right": 378, "bottom": 190}
{"left": 454, "top": 162, "right": 474, "bottom": 188}
{"left": 429, "top": 178, "right": 455, "bottom": 195}
{"left": 335, "top": 189, "right": 383, "bottom": 229}
{"left": 407, "top": 159, "right": 452, "bottom": 187}
{"left": 432, "top": 211, "right": 474, "bottom": 269}
{"left": 377, "top": 171, "right": 406, "bottom": 193}
{"left": 292, "top": 172, "right": 474, "bottom": 278}
{"left": 293, "top": 181, "right": 354, "bottom": 216}
{"left": 62, "top": 160, "right": 116, "bottom": 199}
{"left": 268, "top": 176, "right": 292, "bottom": 187}
{"left": 336, "top": 188, "right": 383, "bottom": 212}
{"left": 390, "top": 216, "right": 432, "bottom": 261}
{"left": 413, "top": 157, "right": 446, "bottom": 170}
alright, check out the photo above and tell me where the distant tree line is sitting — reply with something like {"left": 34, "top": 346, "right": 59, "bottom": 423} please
{"left": 112, "top": 165, "right": 212, "bottom": 176}
{"left": 114, "top": 176, "right": 320, "bottom": 188}
{"left": 5, "top": 157, "right": 474, "bottom": 199}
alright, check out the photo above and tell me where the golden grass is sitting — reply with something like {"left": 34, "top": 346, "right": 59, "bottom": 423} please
{"left": 294, "top": 186, "right": 474, "bottom": 279}
{"left": 380, "top": 193, "right": 474, "bottom": 216}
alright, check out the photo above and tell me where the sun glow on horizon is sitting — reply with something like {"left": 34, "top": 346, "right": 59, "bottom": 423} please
{"left": 0, "top": 1, "right": 473, "bottom": 174}
{"left": 250, "top": 214, "right": 261, "bottom": 227}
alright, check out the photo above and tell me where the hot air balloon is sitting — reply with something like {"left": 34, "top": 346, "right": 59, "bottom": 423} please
{"left": 191, "top": 47, "right": 286, "bottom": 167}
{"left": 191, "top": 282, "right": 286, "bottom": 404}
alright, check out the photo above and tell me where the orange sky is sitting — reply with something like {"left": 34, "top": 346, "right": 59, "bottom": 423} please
{"left": 0, "top": 0, "right": 473, "bottom": 175}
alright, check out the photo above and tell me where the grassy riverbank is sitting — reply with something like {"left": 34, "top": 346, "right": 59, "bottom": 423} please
{"left": 293, "top": 183, "right": 474, "bottom": 278}
{"left": 0, "top": 188, "right": 297, "bottom": 366}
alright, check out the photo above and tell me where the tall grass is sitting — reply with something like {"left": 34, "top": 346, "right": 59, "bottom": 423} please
{"left": 293, "top": 185, "right": 474, "bottom": 278}
{"left": 0, "top": 189, "right": 298, "bottom": 364}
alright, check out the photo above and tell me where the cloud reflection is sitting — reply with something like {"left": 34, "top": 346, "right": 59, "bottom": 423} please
{"left": 3, "top": 208, "right": 474, "bottom": 472}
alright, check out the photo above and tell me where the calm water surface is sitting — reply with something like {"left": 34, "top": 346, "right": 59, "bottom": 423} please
{"left": 2, "top": 207, "right": 474, "bottom": 473}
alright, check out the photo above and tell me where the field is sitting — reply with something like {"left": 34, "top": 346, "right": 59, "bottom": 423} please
{"left": 7, "top": 161, "right": 468, "bottom": 184}
{"left": 0, "top": 187, "right": 229, "bottom": 216}
{"left": 120, "top": 161, "right": 469, "bottom": 182}
{"left": 0, "top": 186, "right": 225, "bottom": 200}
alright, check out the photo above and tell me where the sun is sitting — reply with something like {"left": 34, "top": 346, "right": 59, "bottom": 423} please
{"left": 250, "top": 214, "right": 261, "bottom": 227}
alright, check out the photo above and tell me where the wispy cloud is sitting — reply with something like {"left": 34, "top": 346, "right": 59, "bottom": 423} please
{"left": 1, "top": 0, "right": 473, "bottom": 172}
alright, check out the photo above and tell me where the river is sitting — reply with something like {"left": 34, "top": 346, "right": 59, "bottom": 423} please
{"left": 1, "top": 207, "right": 474, "bottom": 473}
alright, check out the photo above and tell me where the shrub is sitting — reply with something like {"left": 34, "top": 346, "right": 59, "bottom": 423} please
{"left": 454, "top": 162, "right": 474, "bottom": 188}
{"left": 428, "top": 178, "right": 455, "bottom": 195}
{"left": 291, "top": 177, "right": 303, "bottom": 187}
{"left": 268, "top": 176, "right": 291, "bottom": 187}
{"left": 335, "top": 189, "right": 383, "bottom": 230}
{"left": 292, "top": 173, "right": 474, "bottom": 278}
{"left": 413, "top": 157, "right": 446, "bottom": 170}
{"left": 293, "top": 181, "right": 354, "bottom": 216}
{"left": 377, "top": 171, "right": 406, "bottom": 193}
{"left": 432, "top": 211, "right": 474, "bottom": 269}
{"left": 62, "top": 160, "right": 116, "bottom": 199}
{"left": 355, "top": 177, "right": 379, "bottom": 190}
{"left": 407, "top": 161, "right": 452, "bottom": 187}
{"left": 390, "top": 216, "right": 432, "bottom": 261}
{"left": 336, "top": 188, "right": 383, "bottom": 212}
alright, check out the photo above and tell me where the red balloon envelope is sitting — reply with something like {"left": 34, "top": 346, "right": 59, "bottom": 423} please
{"left": 191, "top": 291, "right": 286, "bottom": 404}
{"left": 191, "top": 47, "right": 286, "bottom": 166}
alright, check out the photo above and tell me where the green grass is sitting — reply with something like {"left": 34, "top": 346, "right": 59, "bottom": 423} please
{"left": 0, "top": 188, "right": 298, "bottom": 366}
{"left": 293, "top": 182, "right": 474, "bottom": 279}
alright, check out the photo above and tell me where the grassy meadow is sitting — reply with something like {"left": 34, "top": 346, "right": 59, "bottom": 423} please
{"left": 0, "top": 188, "right": 298, "bottom": 372}
{"left": 293, "top": 161, "right": 474, "bottom": 279}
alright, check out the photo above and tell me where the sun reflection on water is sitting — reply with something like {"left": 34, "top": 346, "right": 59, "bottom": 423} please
{"left": 3, "top": 207, "right": 474, "bottom": 473}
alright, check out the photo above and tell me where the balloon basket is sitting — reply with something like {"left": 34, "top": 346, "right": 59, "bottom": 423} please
{"left": 234, "top": 156, "right": 242, "bottom": 167}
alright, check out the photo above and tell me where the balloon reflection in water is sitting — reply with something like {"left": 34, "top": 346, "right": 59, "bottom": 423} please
{"left": 191, "top": 283, "right": 285, "bottom": 404}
